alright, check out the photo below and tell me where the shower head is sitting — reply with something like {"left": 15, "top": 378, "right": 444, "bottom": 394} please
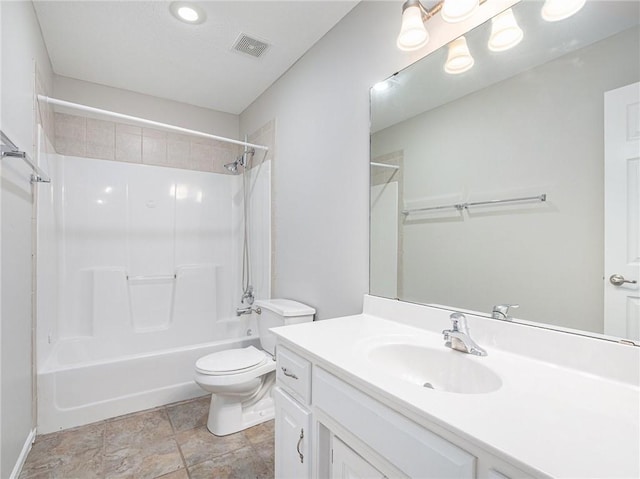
{"left": 224, "top": 148, "right": 255, "bottom": 173}
{"left": 238, "top": 148, "right": 255, "bottom": 168}
{"left": 224, "top": 161, "right": 238, "bottom": 173}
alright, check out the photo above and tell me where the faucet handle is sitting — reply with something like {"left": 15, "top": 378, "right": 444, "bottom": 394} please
{"left": 492, "top": 303, "right": 519, "bottom": 320}
{"left": 449, "top": 312, "right": 467, "bottom": 332}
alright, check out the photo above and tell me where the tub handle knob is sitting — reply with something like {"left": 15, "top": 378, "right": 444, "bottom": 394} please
{"left": 281, "top": 367, "right": 298, "bottom": 380}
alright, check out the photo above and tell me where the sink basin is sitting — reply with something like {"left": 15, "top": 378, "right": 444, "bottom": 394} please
{"left": 365, "top": 342, "right": 502, "bottom": 394}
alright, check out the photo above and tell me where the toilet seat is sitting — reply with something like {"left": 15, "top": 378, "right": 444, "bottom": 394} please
{"left": 196, "top": 346, "right": 268, "bottom": 375}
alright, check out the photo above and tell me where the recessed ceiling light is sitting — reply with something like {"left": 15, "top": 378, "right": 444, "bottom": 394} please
{"left": 170, "top": 2, "right": 206, "bottom": 25}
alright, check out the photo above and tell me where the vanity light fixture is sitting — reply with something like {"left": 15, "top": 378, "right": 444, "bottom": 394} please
{"left": 441, "top": 0, "right": 479, "bottom": 23}
{"left": 169, "top": 2, "right": 206, "bottom": 25}
{"left": 488, "top": 8, "right": 523, "bottom": 52}
{"left": 541, "top": 0, "right": 586, "bottom": 22}
{"left": 397, "top": 0, "right": 432, "bottom": 51}
{"left": 444, "top": 36, "right": 474, "bottom": 74}
{"left": 397, "top": 0, "right": 486, "bottom": 51}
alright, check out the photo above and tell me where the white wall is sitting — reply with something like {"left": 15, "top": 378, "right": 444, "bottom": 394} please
{"left": 0, "top": 1, "right": 4, "bottom": 473}
{"left": 0, "top": 3, "right": 4, "bottom": 473}
{"left": 239, "top": 1, "right": 515, "bottom": 320}
{"left": 54, "top": 76, "right": 240, "bottom": 139}
{"left": 0, "top": 1, "right": 53, "bottom": 477}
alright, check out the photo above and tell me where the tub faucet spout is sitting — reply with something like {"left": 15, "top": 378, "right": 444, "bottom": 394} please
{"left": 236, "top": 306, "right": 261, "bottom": 317}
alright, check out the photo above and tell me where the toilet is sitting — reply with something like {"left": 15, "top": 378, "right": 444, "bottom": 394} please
{"left": 194, "top": 299, "right": 315, "bottom": 436}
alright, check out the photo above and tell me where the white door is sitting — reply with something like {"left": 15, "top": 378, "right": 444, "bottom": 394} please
{"left": 604, "top": 82, "right": 640, "bottom": 341}
{"left": 331, "top": 436, "right": 387, "bottom": 479}
{"left": 274, "top": 386, "right": 311, "bottom": 479}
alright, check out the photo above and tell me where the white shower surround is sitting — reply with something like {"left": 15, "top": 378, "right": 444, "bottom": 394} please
{"left": 36, "top": 151, "right": 271, "bottom": 432}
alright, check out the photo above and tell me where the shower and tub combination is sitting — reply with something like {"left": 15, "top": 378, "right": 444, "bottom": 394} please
{"left": 35, "top": 98, "right": 272, "bottom": 433}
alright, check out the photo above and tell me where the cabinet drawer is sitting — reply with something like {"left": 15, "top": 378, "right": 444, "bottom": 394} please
{"left": 276, "top": 346, "right": 311, "bottom": 404}
{"left": 314, "top": 367, "right": 476, "bottom": 479}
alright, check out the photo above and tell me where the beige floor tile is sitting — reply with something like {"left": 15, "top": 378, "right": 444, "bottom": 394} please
{"left": 166, "top": 396, "right": 209, "bottom": 433}
{"left": 105, "top": 409, "right": 173, "bottom": 453}
{"left": 244, "top": 420, "right": 275, "bottom": 445}
{"left": 20, "top": 446, "right": 104, "bottom": 479}
{"left": 175, "top": 425, "right": 250, "bottom": 467}
{"left": 154, "top": 468, "right": 189, "bottom": 479}
{"left": 20, "top": 422, "right": 105, "bottom": 478}
{"left": 20, "top": 398, "right": 275, "bottom": 479}
{"left": 187, "top": 445, "right": 273, "bottom": 479}
{"left": 104, "top": 437, "right": 182, "bottom": 479}
{"left": 252, "top": 436, "right": 275, "bottom": 471}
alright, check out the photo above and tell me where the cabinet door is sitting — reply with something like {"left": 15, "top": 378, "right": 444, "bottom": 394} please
{"left": 314, "top": 367, "right": 476, "bottom": 478}
{"left": 331, "top": 436, "right": 387, "bottom": 479}
{"left": 274, "top": 386, "right": 311, "bottom": 479}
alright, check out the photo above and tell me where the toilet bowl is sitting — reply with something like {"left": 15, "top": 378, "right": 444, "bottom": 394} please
{"left": 194, "top": 299, "right": 315, "bottom": 436}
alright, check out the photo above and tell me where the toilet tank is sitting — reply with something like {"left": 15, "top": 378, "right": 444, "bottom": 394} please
{"left": 254, "top": 299, "right": 315, "bottom": 356}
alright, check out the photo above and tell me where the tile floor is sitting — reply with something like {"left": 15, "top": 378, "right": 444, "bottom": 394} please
{"left": 19, "top": 396, "right": 274, "bottom": 479}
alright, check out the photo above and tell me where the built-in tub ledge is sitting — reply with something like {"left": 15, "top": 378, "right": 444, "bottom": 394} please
{"left": 272, "top": 295, "right": 640, "bottom": 479}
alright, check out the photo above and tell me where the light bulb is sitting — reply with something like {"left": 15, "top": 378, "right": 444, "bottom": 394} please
{"left": 397, "top": 5, "right": 429, "bottom": 51}
{"left": 441, "top": 0, "right": 479, "bottom": 23}
{"left": 488, "top": 9, "right": 523, "bottom": 52}
{"left": 444, "top": 36, "right": 474, "bottom": 74}
{"left": 541, "top": 0, "right": 586, "bottom": 22}
{"left": 177, "top": 6, "right": 199, "bottom": 22}
{"left": 169, "top": 2, "right": 206, "bottom": 25}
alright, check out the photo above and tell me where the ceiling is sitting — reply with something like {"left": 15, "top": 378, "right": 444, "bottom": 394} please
{"left": 33, "top": 1, "right": 359, "bottom": 115}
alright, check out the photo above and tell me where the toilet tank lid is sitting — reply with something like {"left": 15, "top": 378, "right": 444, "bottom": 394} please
{"left": 254, "top": 299, "right": 315, "bottom": 317}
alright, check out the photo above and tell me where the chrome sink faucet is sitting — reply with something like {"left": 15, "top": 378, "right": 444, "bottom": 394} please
{"left": 443, "top": 313, "right": 487, "bottom": 356}
{"left": 491, "top": 303, "right": 519, "bottom": 321}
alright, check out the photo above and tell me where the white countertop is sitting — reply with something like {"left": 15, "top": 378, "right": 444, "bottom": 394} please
{"left": 273, "top": 313, "right": 640, "bottom": 479}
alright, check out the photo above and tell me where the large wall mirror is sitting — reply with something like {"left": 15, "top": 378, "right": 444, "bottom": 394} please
{"left": 370, "top": 0, "right": 639, "bottom": 344}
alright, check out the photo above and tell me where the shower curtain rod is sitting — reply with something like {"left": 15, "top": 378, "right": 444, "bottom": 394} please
{"left": 37, "top": 95, "right": 269, "bottom": 152}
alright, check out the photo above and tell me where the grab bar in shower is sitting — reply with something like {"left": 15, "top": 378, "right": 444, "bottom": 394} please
{"left": 126, "top": 274, "right": 177, "bottom": 282}
{"left": 370, "top": 162, "right": 400, "bottom": 170}
{"left": 402, "top": 194, "right": 547, "bottom": 216}
{"left": 1, "top": 130, "right": 51, "bottom": 183}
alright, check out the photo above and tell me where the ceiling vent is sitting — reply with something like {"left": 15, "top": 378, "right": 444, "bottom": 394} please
{"left": 232, "top": 34, "right": 270, "bottom": 58}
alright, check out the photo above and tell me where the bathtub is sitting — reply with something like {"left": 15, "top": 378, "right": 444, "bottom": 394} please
{"left": 37, "top": 336, "right": 260, "bottom": 433}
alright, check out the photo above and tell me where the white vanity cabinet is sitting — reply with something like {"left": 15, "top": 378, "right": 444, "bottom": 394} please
{"left": 331, "top": 436, "right": 387, "bottom": 479}
{"left": 275, "top": 340, "right": 536, "bottom": 479}
{"left": 272, "top": 297, "right": 640, "bottom": 479}
{"left": 314, "top": 366, "right": 476, "bottom": 479}
{"left": 274, "top": 386, "right": 312, "bottom": 478}
{"left": 274, "top": 346, "right": 313, "bottom": 479}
